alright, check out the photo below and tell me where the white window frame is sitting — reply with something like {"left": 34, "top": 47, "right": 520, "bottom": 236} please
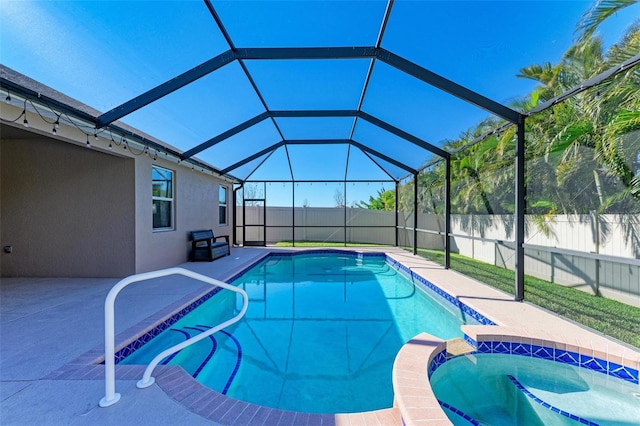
{"left": 152, "top": 166, "right": 174, "bottom": 231}
{"left": 219, "top": 185, "right": 228, "bottom": 226}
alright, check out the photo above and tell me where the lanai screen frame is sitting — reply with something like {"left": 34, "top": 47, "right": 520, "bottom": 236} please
{"left": 91, "top": 0, "right": 524, "bottom": 296}
{"left": 234, "top": 177, "right": 398, "bottom": 249}
{"left": 31, "top": 0, "right": 638, "bottom": 302}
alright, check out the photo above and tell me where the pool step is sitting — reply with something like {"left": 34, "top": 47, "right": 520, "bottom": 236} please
{"left": 446, "top": 337, "right": 475, "bottom": 356}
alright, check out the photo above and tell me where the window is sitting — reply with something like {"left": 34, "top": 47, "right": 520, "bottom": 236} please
{"left": 219, "top": 186, "right": 228, "bottom": 225}
{"left": 152, "top": 166, "right": 174, "bottom": 230}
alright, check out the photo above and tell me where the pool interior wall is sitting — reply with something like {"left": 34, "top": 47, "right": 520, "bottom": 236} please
{"left": 114, "top": 250, "right": 497, "bottom": 414}
{"left": 113, "top": 249, "right": 639, "bottom": 416}
{"left": 111, "top": 250, "right": 495, "bottom": 365}
{"left": 88, "top": 247, "right": 640, "bottom": 424}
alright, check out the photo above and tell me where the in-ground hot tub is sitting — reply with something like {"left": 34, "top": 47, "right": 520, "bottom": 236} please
{"left": 428, "top": 334, "right": 640, "bottom": 425}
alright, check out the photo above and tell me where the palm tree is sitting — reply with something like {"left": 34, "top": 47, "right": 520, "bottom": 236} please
{"left": 518, "top": 23, "right": 640, "bottom": 213}
{"left": 576, "top": 0, "right": 639, "bottom": 42}
{"left": 357, "top": 188, "right": 395, "bottom": 211}
{"left": 409, "top": 1, "right": 640, "bottom": 219}
{"left": 575, "top": 1, "right": 640, "bottom": 203}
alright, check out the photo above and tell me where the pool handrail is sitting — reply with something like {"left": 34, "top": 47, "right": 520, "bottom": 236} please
{"left": 99, "top": 267, "right": 249, "bottom": 408}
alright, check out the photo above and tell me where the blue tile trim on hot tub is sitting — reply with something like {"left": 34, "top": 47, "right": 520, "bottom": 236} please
{"left": 428, "top": 349, "right": 448, "bottom": 377}
{"left": 507, "top": 375, "right": 599, "bottom": 426}
{"left": 438, "top": 400, "right": 483, "bottom": 425}
{"left": 608, "top": 361, "right": 639, "bottom": 382}
{"left": 430, "top": 340, "right": 639, "bottom": 385}
{"left": 464, "top": 335, "right": 478, "bottom": 348}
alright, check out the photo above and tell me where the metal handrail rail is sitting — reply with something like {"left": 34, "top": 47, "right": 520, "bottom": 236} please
{"left": 99, "top": 267, "right": 249, "bottom": 407}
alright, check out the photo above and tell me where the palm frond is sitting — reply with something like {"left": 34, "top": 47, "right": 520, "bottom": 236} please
{"left": 576, "top": 0, "right": 638, "bottom": 42}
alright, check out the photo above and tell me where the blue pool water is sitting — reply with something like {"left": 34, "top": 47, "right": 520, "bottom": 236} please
{"left": 430, "top": 353, "right": 640, "bottom": 425}
{"left": 121, "top": 252, "right": 478, "bottom": 413}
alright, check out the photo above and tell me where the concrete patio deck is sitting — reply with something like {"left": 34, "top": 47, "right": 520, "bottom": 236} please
{"left": 1, "top": 247, "right": 266, "bottom": 425}
{"left": 1, "top": 247, "right": 638, "bottom": 425}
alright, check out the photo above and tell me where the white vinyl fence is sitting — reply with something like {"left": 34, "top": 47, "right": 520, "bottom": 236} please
{"left": 236, "top": 206, "right": 396, "bottom": 245}
{"left": 448, "top": 214, "right": 640, "bottom": 307}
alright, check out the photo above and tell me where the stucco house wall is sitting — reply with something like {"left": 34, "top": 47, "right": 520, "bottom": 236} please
{"left": 133, "top": 155, "right": 231, "bottom": 273}
{"left": 0, "top": 69, "right": 233, "bottom": 278}
{"left": 0, "top": 133, "right": 136, "bottom": 277}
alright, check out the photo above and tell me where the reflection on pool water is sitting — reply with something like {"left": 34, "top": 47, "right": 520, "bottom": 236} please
{"left": 430, "top": 353, "right": 640, "bottom": 426}
{"left": 121, "top": 252, "right": 482, "bottom": 413}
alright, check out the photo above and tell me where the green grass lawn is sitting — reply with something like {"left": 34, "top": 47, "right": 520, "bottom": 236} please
{"left": 412, "top": 248, "right": 640, "bottom": 349}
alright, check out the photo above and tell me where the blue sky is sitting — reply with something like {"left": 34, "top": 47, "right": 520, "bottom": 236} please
{"left": 2, "top": 0, "right": 638, "bottom": 206}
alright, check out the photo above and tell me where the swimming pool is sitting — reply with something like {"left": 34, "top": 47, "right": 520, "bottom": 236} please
{"left": 119, "top": 251, "right": 487, "bottom": 413}
{"left": 430, "top": 353, "right": 640, "bottom": 425}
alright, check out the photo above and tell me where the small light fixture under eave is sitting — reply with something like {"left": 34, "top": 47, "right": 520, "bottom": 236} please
{"left": 54, "top": 117, "right": 60, "bottom": 129}
{"left": 52, "top": 126, "right": 57, "bottom": 135}
{"left": 5, "top": 92, "right": 11, "bottom": 103}
{"left": 22, "top": 110, "right": 29, "bottom": 127}
{"left": 86, "top": 134, "right": 91, "bottom": 148}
